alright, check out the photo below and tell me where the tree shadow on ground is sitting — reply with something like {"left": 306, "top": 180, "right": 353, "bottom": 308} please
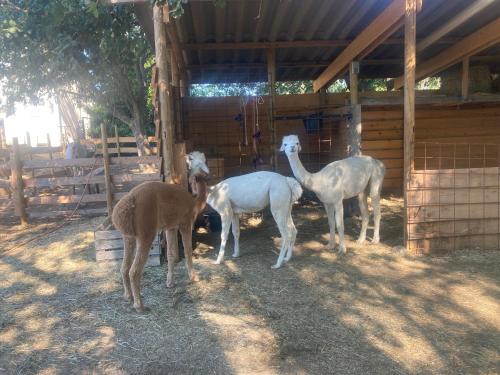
{"left": 192, "top": 199, "right": 500, "bottom": 374}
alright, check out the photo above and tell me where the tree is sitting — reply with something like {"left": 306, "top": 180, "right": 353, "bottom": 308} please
{"left": 0, "top": 0, "right": 153, "bottom": 155}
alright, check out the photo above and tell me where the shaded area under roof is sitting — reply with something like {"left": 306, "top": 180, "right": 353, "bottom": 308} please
{"left": 135, "top": 0, "right": 500, "bottom": 84}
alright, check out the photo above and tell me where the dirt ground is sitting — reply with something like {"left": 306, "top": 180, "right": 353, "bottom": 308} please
{"left": 1, "top": 197, "right": 499, "bottom": 375}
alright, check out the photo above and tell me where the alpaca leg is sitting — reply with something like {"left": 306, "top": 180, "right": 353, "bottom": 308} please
{"left": 231, "top": 213, "right": 241, "bottom": 258}
{"left": 270, "top": 206, "right": 290, "bottom": 269}
{"left": 325, "top": 203, "right": 336, "bottom": 250}
{"left": 284, "top": 215, "right": 297, "bottom": 262}
{"left": 214, "top": 210, "right": 232, "bottom": 264}
{"left": 129, "top": 236, "right": 154, "bottom": 312}
{"left": 334, "top": 202, "right": 346, "bottom": 253}
{"left": 180, "top": 227, "right": 199, "bottom": 283}
{"left": 356, "top": 192, "right": 369, "bottom": 244}
{"left": 121, "top": 235, "right": 135, "bottom": 302}
{"left": 371, "top": 195, "right": 381, "bottom": 244}
{"left": 165, "top": 228, "right": 178, "bottom": 288}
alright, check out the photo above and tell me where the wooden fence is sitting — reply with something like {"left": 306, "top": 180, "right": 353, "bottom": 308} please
{"left": 6, "top": 128, "right": 161, "bottom": 222}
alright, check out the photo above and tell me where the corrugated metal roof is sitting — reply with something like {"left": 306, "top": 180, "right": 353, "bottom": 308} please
{"left": 144, "top": 0, "right": 500, "bottom": 83}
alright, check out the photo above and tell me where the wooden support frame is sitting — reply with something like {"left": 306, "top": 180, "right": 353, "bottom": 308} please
{"left": 403, "top": 0, "right": 417, "bottom": 250}
{"left": 416, "top": 0, "right": 496, "bottom": 52}
{"left": 153, "top": 4, "right": 175, "bottom": 183}
{"left": 349, "top": 61, "right": 359, "bottom": 105}
{"left": 393, "top": 17, "right": 500, "bottom": 90}
{"left": 313, "top": 0, "right": 422, "bottom": 92}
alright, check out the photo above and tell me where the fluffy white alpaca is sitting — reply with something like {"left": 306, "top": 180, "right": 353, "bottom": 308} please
{"left": 280, "top": 135, "right": 385, "bottom": 253}
{"left": 207, "top": 171, "right": 303, "bottom": 269}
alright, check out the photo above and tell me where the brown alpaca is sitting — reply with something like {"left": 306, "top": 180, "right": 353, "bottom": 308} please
{"left": 112, "top": 151, "right": 210, "bottom": 312}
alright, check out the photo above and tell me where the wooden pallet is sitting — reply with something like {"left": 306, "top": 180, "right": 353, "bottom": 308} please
{"left": 95, "top": 230, "right": 162, "bottom": 266}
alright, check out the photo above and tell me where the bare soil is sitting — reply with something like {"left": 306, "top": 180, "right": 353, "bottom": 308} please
{"left": 1, "top": 197, "right": 499, "bottom": 375}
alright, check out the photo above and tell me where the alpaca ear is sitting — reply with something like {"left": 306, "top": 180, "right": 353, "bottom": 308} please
{"left": 279, "top": 143, "right": 286, "bottom": 152}
{"left": 298, "top": 143, "right": 302, "bottom": 152}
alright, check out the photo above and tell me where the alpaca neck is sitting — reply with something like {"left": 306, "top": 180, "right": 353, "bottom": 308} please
{"left": 193, "top": 180, "right": 208, "bottom": 214}
{"left": 287, "top": 152, "right": 314, "bottom": 191}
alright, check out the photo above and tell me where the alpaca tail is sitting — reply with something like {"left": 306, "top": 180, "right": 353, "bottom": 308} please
{"left": 111, "top": 193, "right": 136, "bottom": 236}
{"left": 286, "top": 177, "right": 303, "bottom": 203}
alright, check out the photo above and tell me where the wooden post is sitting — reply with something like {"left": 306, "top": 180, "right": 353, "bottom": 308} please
{"left": 100, "top": 124, "right": 113, "bottom": 217}
{"left": 0, "top": 119, "right": 6, "bottom": 149}
{"left": 26, "top": 132, "right": 36, "bottom": 194}
{"left": 404, "top": 0, "right": 417, "bottom": 250}
{"left": 46, "top": 133, "right": 55, "bottom": 177}
{"left": 461, "top": 56, "right": 470, "bottom": 100}
{"left": 348, "top": 104, "right": 362, "bottom": 156}
{"left": 267, "top": 48, "right": 277, "bottom": 170}
{"left": 349, "top": 61, "right": 359, "bottom": 105}
{"left": 114, "top": 125, "right": 121, "bottom": 157}
{"left": 154, "top": 4, "right": 175, "bottom": 183}
{"left": 11, "top": 137, "right": 28, "bottom": 225}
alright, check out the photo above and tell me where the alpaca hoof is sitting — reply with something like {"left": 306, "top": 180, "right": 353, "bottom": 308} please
{"left": 338, "top": 246, "right": 347, "bottom": 254}
{"left": 134, "top": 305, "right": 151, "bottom": 314}
{"left": 190, "top": 273, "right": 200, "bottom": 283}
{"left": 123, "top": 292, "right": 133, "bottom": 302}
{"left": 327, "top": 244, "right": 336, "bottom": 251}
{"left": 166, "top": 278, "right": 175, "bottom": 288}
{"left": 232, "top": 252, "right": 240, "bottom": 258}
{"left": 372, "top": 237, "right": 380, "bottom": 244}
{"left": 213, "top": 259, "right": 223, "bottom": 265}
{"left": 271, "top": 263, "right": 282, "bottom": 269}
{"left": 356, "top": 238, "right": 366, "bottom": 244}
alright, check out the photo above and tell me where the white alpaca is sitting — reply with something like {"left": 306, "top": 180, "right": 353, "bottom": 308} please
{"left": 207, "top": 171, "right": 303, "bottom": 269}
{"left": 280, "top": 135, "right": 385, "bottom": 253}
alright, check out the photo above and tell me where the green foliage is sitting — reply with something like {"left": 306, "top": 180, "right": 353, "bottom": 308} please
{"left": 327, "top": 79, "right": 348, "bottom": 93}
{"left": 416, "top": 76, "right": 441, "bottom": 90}
{"left": 151, "top": 0, "right": 226, "bottom": 18}
{"left": 190, "top": 82, "right": 268, "bottom": 97}
{"left": 276, "top": 81, "right": 313, "bottom": 95}
{"left": 0, "top": 0, "right": 153, "bottom": 136}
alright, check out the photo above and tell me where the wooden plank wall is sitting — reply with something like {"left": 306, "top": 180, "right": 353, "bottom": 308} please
{"left": 362, "top": 103, "right": 500, "bottom": 190}
{"left": 184, "top": 95, "right": 500, "bottom": 191}
{"left": 184, "top": 94, "right": 345, "bottom": 181}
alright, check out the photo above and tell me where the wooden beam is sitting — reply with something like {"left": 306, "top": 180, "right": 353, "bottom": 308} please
{"left": 404, "top": 0, "right": 417, "bottom": 250}
{"left": 153, "top": 5, "right": 175, "bottom": 183}
{"left": 462, "top": 56, "right": 470, "bottom": 100}
{"left": 416, "top": 0, "right": 496, "bottom": 52}
{"left": 313, "top": 0, "right": 422, "bottom": 92}
{"left": 393, "top": 18, "right": 500, "bottom": 90}
{"left": 181, "top": 37, "right": 458, "bottom": 51}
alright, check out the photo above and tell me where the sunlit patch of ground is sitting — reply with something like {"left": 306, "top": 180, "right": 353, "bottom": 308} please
{"left": 0, "top": 198, "right": 499, "bottom": 374}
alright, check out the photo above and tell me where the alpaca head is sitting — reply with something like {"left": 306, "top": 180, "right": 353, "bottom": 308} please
{"left": 186, "top": 151, "right": 210, "bottom": 179}
{"left": 280, "top": 135, "right": 302, "bottom": 155}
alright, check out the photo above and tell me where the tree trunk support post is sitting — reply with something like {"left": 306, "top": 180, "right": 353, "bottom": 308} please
{"left": 348, "top": 105, "right": 362, "bottom": 157}
{"left": 11, "top": 137, "right": 28, "bottom": 226}
{"left": 404, "top": 0, "right": 417, "bottom": 250}
{"left": 154, "top": 4, "right": 175, "bottom": 183}
{"left": 267, "top": 48, "right": 277, "bottom": 170}
{"left": 0, "top": 119, "right": 6, "bottom": 149}
{"left": 46, "top": 133, "right": 55, "bottom": 177}
{"left": 461, "top": 56, "right": 470, "bottom": 101}
{"left": 100, "top": 124, "right": 114, "bottom": 217}
{"left": 349, "top": 61, "right": 360, "bottom": 105}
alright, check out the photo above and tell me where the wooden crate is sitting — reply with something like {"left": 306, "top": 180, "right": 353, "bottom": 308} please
{"left": 95, "top": 230, "right": 162, "bottom": 266}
